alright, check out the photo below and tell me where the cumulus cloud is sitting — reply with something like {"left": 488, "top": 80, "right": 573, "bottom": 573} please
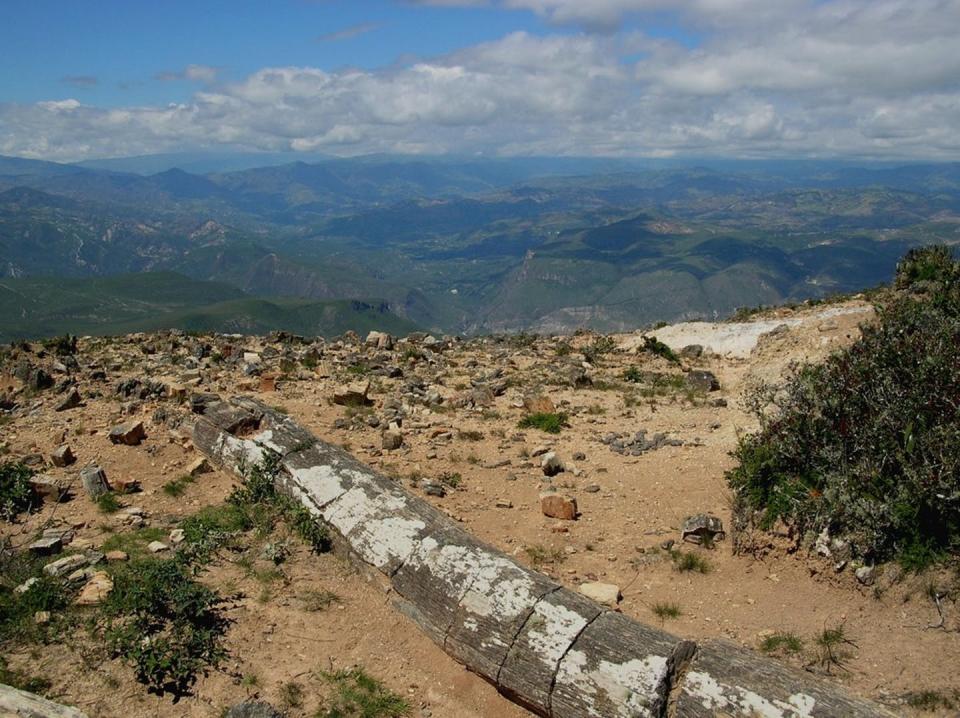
{"left": 3, "top": 0, "right": 960, "bottom": 161}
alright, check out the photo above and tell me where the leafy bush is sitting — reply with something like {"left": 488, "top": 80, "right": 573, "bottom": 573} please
{"left": 640, "top": 335, "right": 679, "bottom": 364}
{"left": 102, "top": 559, "right": 227, "bottom": 695}
{"left": 728, "top": 246, "right": 960, "bottom": 568}
{"left": 0, "top": 462, "right": 35, "bottom": 521}
{"left": 517, "top": 412, "right": 569, "bottom": 434}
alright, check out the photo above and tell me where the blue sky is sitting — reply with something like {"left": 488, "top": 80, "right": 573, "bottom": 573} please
{"left": 0, "top": 0, "right": 957, "bottom": 161}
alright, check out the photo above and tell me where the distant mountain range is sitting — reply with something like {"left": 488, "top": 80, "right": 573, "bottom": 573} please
{"left": 1, "top": 153, "right": 958, "bottom": 339}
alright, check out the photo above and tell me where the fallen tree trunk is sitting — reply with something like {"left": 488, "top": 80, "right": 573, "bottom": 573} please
{"left": 188, "top": 396, "right": 895, "bottom": 718}
{"left": 0, "top": 683, "right": 88, "bottom": 718}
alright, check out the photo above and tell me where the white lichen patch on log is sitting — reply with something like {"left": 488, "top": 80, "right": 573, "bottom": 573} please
{"left": 287, "top": 464, "right": 349, "bottom": 507}
{"left": 683, "top": 670, "right": 817, "bottom": 718}
{"left": 524, "top": 600, "right": 590, "bottom": 668}
{"left": 555, "top": 650, "right": 668, "bottom": 718}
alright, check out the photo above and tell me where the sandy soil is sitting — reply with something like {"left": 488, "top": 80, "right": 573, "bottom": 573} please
{"left": 2, "top": 298, "right": 957, "bottom": 717}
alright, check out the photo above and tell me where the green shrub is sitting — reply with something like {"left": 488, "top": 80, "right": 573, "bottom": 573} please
{"left": 651, "top": 601, "right": 681, "bottom": 621}
{"left": 517, "top": 412, "right": 569, "bottom": 434}
{"left": 671, "top": 550, "right": 711, "bottom": 574}
{"left": 318, "top": 667, "right": 410, "bottom": 718}
{"left": 0, "top": 568, "right": 68, "bottom": 644}
{"left": 0, "top": 462, "right": 35, "bottom": 521}
{"left": 102, "top": 559, "right": 227, "bottom": 696}
{"left": 640, "top": 336, "right": 679, "bottom": 364}
{"left": 759, "top": 632, "right": 803, "bottom": 655}
{"left": 728, "top": 246, "right": 960, "bottom": 568}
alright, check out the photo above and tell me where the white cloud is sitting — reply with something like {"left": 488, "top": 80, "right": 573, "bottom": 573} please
{"left": 155, "top": 64, "right": 220, "bottom": 83}
{"left": 2, "top": 1, "right": 960, "bottom": 161}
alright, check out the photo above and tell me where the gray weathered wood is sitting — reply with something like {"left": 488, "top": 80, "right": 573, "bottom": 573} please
{"left": 187, "top": 396, "right": 896, "bottom": 718}
{"left": 0, "top": 683, "right": 88, "bottom": 718}
{"left": 675, "top": 639, "right": 893, "bottom": 718}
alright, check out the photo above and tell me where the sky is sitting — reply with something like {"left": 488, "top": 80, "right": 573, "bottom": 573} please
{"left": 1, "top": 0, "right": 958, "bottom": 162}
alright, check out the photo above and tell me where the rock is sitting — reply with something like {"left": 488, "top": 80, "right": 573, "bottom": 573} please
{"left": 43, "top": 554, "right": 88, "bottom": 577}
{"left": 681, "top": 513, "right": 725, "bottom": 544}
{"left": 523, "top": 395, "right": 556, "bottom": 414}
{"left": 105, "top": 550, "right": 128, "bottom": 562}
{"left": 584, "top": 484, "right": 601, "bottom": 493}
{"left": 680, "top": 344, "right": 704, "bottom": 359}
{"left": 147, "top": 541, "right": 169, "bottom": 553}
{"left": 495, "top": 499, "right": 513, "bottom": 509}
{"left": 333, "top": 380, "right": 371, "bottom": 406}
{"left": 51, "top": 444, "right": 75, "bottom": 467}
{"left": 112, "top": 476, "right": 140, "bottom": 494}
{"left": 55, "top": 388, "right": 82, "bottom": 411}
{"left": 225, "top": 701, "right": 284, "bottom": 718}
{"left": 185, "top": 457, "right": 211, "bottom": 476}
{"left": 382, "top": 429, "right": 404, "bottom": 451}
{"left": 540, "top": 492, "right": 578, "bottom": 520}
{"left": 14, "top": 577, "right": 39, "bottom": 594}
{"left": 579, "top": 581, "right": 621, "bottom": 607}
{"left": 75, "top": 571, "right": 113, "bottom": 606}
{"left": 28, "top": 536, "right": 62, "bottom": 555}
{"left": 259, "top": 374, "right": 277, "bottom": 393}
{"left": 540, "top": 451, "right": 565, "bottom": 477}
{"left": 422, "top": 481, "right": 446, "bottom": 497}
{"left": 28, "top": 368, "right": 55, "bottom": 391}
{"left": 30, "top": 475, "right": 68, "bottom": 502}
{"left": 366, "top": 331, "right": 394, "bottom": 350}
{"left": 108, "top": 419, "right": 146, "bottom": 446}
{"left": 685, "top": 370, "right": 720, "bottom": 392}
{"left": 80, "top": 465, "right": 111, "bottom": 500}
{"left": 572, "top": 451, "right": 586, "bottom": 461}
{"left": 169, "top": 528, "right": 185, "bottom": 545}
{"left": 855, "top": 565, "right": 876, "bottom": 586}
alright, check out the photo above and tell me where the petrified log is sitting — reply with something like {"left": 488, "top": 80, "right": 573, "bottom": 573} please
{"left": 0, "top": 683, "right": 88, "bottom": 718}
{"left": 188, "top": 396, "right": 895, "bottom": 718}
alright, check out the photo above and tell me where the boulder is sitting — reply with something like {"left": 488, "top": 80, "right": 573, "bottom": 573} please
{"left": 75, "top": 571, "right": 113, "bottom": 606}
{"left": 685, "top": 370, "right": 720, "bottom": 392}
{"left": 55, "top": 388, "right": 82, "bottom": 412}
{"left": 333, "top": 380, "right": 371, "bottom": 406}
{"left": 523, "top": 395, "right": 557, "bottom": 414}
{"left": 80, "top": 465, "right": 111, "bottom": 500}
{"left": 51, "top": 444, "right": 75, "bottom": 467}
{"left": 540, "top": 492, "right": 577, "bottom": 520}
{"left": 108, "top": 419, "right": 146, "bottom": 446}
{"left": 540, "top": 451, "right": 565, "bottom": 477}
{"left": 382, "top": 429, "right": 404, "bottom": 451}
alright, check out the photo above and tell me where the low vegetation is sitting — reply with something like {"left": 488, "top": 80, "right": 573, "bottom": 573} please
{"left": 651, "top": 601, "right": 681, "bottom": 621}
{"left": 517, "top": 411, "right": 569, "bottom": 434}
{"left": 0, "top": 461, "right": 35, "bottom": 521}
{"left": 318, "top": 667, "right": 410, "bottom": 718}
{"left": 728, "top": 246, "right": 960, "bottom": 569}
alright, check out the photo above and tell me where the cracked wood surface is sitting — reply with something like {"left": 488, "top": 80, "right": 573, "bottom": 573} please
{"left": 188, "top": 396, "right": 895, "bottom": 718}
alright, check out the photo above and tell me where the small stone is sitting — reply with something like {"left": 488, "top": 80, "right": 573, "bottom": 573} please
{"left": 186, "top": 457, "right": 211, "bottom": 476}
{"left": 259, "top": 374, "right": 277, "bottom": 392}
{"left": 109, "top": 419, "right": 146, "bottom": 446}
{"left": 169, "top": 528, "right": 185, "bottom": 545}
{"left": 495, "top": 499, "right": 513, "bottom": 509}
{"left": 584, "top": 484, "right": 601, "bottom": 493}
{"left": 422, "top": 481, "right": 446, "bottom": 497}
{"left": 579, "top": 581, "right": 621, "bottom": 607}
{"left": 540, "top": 451, "right": 565, "bottom": 477}
{"left": 660, "top": 539, "right": 675, "bottom": 551}
{"left": 105, "top": 550, "right": 129, "bottom": 562}
{"left": 382, "top": 429, "right": 404, "bottom": 451}
{"left": 14, "top": 577, "right": 39, "bottom": 594}
{"left": 55, "top": 388, "right": 82, "bottom": 411}
{"left": 75, "top": 571, "right": 113, "bottom": 606}
{"left": 28, "top": 536, "right": 62, "bottom": 555}
{"left": 855, "top": 565, "right": 876, "bottom": 586}
{"left": 51, "top": 444, "right": 75, "bottom": 467}
{"left": 147, "top": 541, "right": 169, "bottom": 553}
{"left": 30, "top": 475, "right": 68, "bottom": 502}
{"left": 333, "top": 380, "right": 371, "bottom": 406}
{"left": 540, "top": 492, "right": 577, "bottom": 520}
{"left": 572, "top": 451, "right": 586, "bottom": 461}
{"left": 523, "top": 395, "right": 556, "bottom": 414}
{"left": 685, "top": 370, "right": 721, "bottom": 393}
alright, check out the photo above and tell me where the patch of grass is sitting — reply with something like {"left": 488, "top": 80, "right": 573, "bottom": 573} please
{"left": 317, "top": 667, "right": 410, "bottom": 718}
{"left": 759, "top": 632, "right": 804, "bottom": 655}
{"left": 438, "top": 472, "right": 462, "bottom": 489}
{"left": 162, "top": 474, "right": 196, "bottom": 497}
{"left": 0, "top": 557, "right": 69, "bottom": 644}
{"left": 524, "top": 544, "right": 566, "bottom": 568}
{"left": 97, "top": 492, "right": 121, "bottom": 514}
{"left": 0, "top": 461, "right": 36, "bottom": 521}
{"left": 905, "top": 690, "right": 957, "bottom": 711}
{"left": 0, "top": 656, "right": 52, "bottom": 695}
{"left": 299, "top": 589, "right": 340, "bottom": 612}
{"left": 101, "top": 558, "right": 228, "bottom": 696}
{"left": 651, "top": 601, "right": 681, "bottom": 621}
{"left": 517, "top": 412, "right": 570, "bottom": 434}
{"left": 671, "top": 550, "right": 711, "bottom": 574}
{"left": 280, "top": 680, "right": 305, "bottom": 709}
{"left": 814, "top": 622, "right": 856, "bottom": 674}
{"left": 101, "top": 526, "right": 168, "bottom": 561}
{"left": 582, "top": 336, "right": 616, "bottom": 364}
{"left": 177, "top": 504, "right": 252, "bottom": 565}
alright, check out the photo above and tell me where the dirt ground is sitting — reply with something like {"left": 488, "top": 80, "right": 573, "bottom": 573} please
{"left": 2, "top": 298, "right": 958, "bottom": 717}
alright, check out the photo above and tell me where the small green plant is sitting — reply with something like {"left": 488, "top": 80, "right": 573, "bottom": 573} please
{"left": 101, "top": 559, "right": 228, "bottom": 695}
{"left": 524, "top": 544, "right": 565, "bottom": 568}
{"left": 759, "top": 632, "right": 804, "bottom": 655}
{"left": 671, "top": 550, "right": 711, "bottom": 574}
{"left": 0, "top": 462, "right": 35, "bottom": 521}
{"left": 582, "top": 336, "right": 617, "bottom": 364}
{"left": 163, "top": 474, "right": 196, "bottom": 497}
{"left": 814, "top": 623, "right": 856, "bottom": 674}
{"left": 438, "top": 472, "right": 462, "bottom": 489}
{"left": 317, "top": 667, "right": 410, "bottom": 718}
{"left": 280, "top": 680, "right": 305, "bottom": 709}
{"left": 96, "top": 492, "right": 121, "bottom": 514}
{"left": 517, "top": 412, "right": 569, "bottom": 434}
{"left": 651, "top": 601, "right": 681, "bottom": 621}
{"left": 640, "top": 336, "right": 680, "bottom": 364}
